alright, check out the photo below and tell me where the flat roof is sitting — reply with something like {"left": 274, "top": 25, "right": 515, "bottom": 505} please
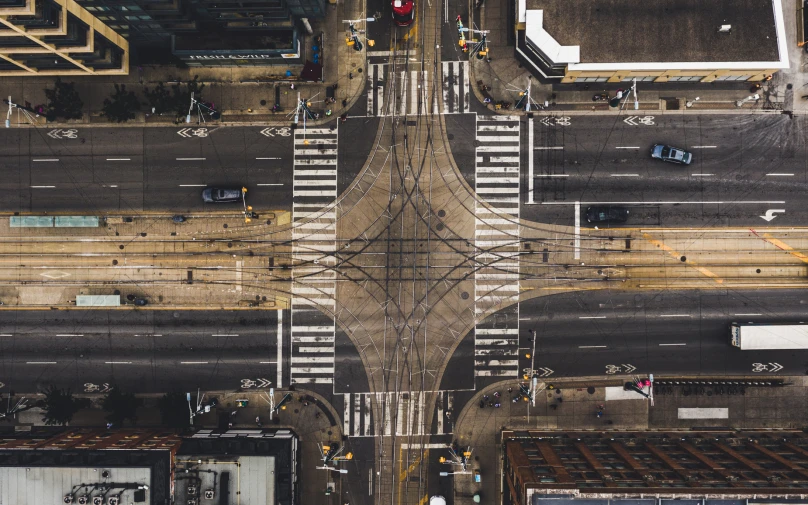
{"left": 0, "top": 466, "right": 151, "bottom": 504}
{"left": 526, "top": 0, "right": 780, "bottom": 64}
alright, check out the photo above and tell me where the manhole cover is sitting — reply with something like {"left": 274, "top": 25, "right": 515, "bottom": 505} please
{"left": 447, "top": 134, "right": 454, "bottom": 140}
{"left": 587, "top": 387, "right": 595, "bottom": 394}
{"left": 436, "top": 223, "right": 444, "bottom": 231}
{"left": 438, "top": 209, "right": 446, "bottom": 218}
{"left": 461, "top": 292, "right": 469, "bottom": 300}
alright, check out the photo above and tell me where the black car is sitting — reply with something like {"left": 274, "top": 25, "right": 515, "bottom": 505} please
{"left": 586, "top": 206, "right": 630, "bottom": 223}
{"left": 202, "top": 187, "right": 244, "bottom": 203}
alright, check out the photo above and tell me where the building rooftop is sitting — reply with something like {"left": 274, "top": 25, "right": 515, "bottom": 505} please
{"left": 525, "top": 0, "right": 780, "bottom": 64}
{"left": 0, "top": 466, "right": 151, "bottom": 505}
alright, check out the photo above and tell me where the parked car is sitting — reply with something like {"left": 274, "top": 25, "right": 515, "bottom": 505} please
{"left": 651, "top": 144, "right": 692, "bottom": 165}
{"left": 586, "top": 206, "right": 630, "bottom": 224}
{"left": 202, "top": 187, "right": 244, "bottom": 203}
{"left": 134, "top": 298, "right": 148, "bottom": 306}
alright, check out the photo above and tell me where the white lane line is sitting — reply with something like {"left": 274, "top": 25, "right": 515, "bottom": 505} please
{"left": 105, "top": 361, "right": 132, "bottom": 364}
{"left": 579, "top": 316, "right": 607, "bottom": 319}
{"left": 610, "top": 174, "right": 640, "bottom": 177}
{"left": 212, "top": 334, "right": 238, "bottom": 337}
{"left": 527, "top": 117, "right": 534, "bottom": 204}
{"left": 259, "top": 361, "right": 277, "bottom": 364}
{"left": 691, "top": 146, "right": 717, "bottom": 149}
{"left": 257, "top": 183, "right": 284, "bottom": 186}
{"left": 615, "top": 146, "right": 640, "bottom": 149}
{"left": 691, "top": 174, "right": 714, "bottom": 177}
{"left": 32, "top": 159, "right": 59, "bottom": 162}
{"left": 0, "top": 334, "right": 12, "bottom": 337}
{"left": 179, "top": 184, "right": 207, "bottom": 187}
{"left": 56, "top": 334, "right": 83, "bottom": 337}
{"left": 574, "top": 201, "right": 581, "bottom": 260}
{"left": 534, "top": 146, "right": 563, "bottom": 150}
{"left": 256, "top": 157, "right": 282, "bottom": 160}
{"left": 766, "top": 173, "right": 794, "bottom": 176}
{"left": 133, "top": 334, "right": 162, "bottom": 337}
{"left": 106, "top": 158, "right": 131, "bottom": 161}
{"left": 660, "top": 314, "right": 691, "bottom": 317}
{"left": 27, "top": 361, "right": 57, "bottom": 364}
{"left": 579, "top": 345, "right": 607, "bottom": 349}
{"left": 659, "top": 343, "right": 687, "bottom": 346}
{"left": 734, "top": 313, "right": 762, "bottom": 316}
{"left": 30, "top": 186, "right": 56, "bottom": 188}
{"left": 518, "top": 317, "right": 532, "bottom": 321}
{"left": 277, "top": 310, "right": 283, "bottom": 388}
{"left": 535, "top": 174, "right": 569, "bottom": 178}
{"left": 540, "top": 200, "right": 784, "bottom": 205}
{"left": 180, "top": 361, "right": 209, "bottom": 364}
{"left": 176, "top": 157, "right": 206, "bottom": 161}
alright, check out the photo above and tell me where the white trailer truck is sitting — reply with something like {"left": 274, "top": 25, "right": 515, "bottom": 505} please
{"left": 730, "top": 323, "right": 808, "bottom": 350}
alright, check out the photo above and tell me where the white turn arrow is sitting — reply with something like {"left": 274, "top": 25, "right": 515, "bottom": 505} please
{"left": 759, "top": 209, "right": 785, "bottom": 222}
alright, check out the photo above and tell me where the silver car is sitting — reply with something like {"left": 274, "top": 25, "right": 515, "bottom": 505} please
{"left": 202, "top": 187, "right": 244, "bottom": 203}
{"left": 651, "top": 144, "right": 692, "bottom": 165}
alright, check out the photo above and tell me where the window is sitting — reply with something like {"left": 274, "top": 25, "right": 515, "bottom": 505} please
{"left": 623, "top": 76, "right": 657, "bottom": 82}
{"left": 668, "top": 76, "right": 702, "bottom": 82}
{"left": 576, "top": 76, "right": 608, "bottom": 82}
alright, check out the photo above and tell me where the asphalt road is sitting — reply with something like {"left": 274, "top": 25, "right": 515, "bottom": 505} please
{"left": 445, "top": 113, "right": 808, "bottom": 228}
{"left": 0, "top": 122, "right": 375, "bottom": 214}
{"left": 441, "top": 288, "right": 808, "bottom": 391}
{"left": 0, "top": 310, "right": 367, "bottom": 395}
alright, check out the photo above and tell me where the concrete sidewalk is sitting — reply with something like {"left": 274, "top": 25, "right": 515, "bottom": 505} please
{"left": 451, "top": 375, "right": 808, "bottom": 503}
{"left": 2, "top": 0, "right": 366, "bottom": 128}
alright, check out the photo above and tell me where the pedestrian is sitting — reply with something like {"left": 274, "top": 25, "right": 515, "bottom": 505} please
{"left": 507, "top": 387, "right": 513, "bottom": 393}
{"left": 332, "top": 83, "right": 339, "bottom": 91}
{"left": 303, "top": 400, "right": 309, "bottom": 406}
{"left": 483, "top": 97, "right": 492, "bottom": 104}
{"left": 596, "top": 410, "right": 603, "bottom": 418}
{"left": 349, "top": 72, "right": 354, "bottom": 80}
{"left": 228, "top": 422, "right": 233, "bottom": 429}
{"left": 483, "top": 395, "right": 489, "bottom": 401}
{"left": 231, "top": 410, "right": 237, "bottom": 417}
{"left": 106, "top": 422, "right": 113, "bottom": 429}
{"left": 325, "top": 109, "right": 332, "bottom": 116}
{"left": 340, "top": 113, "right": 348, "bottom": 123}
{"left": 493, "top": 391, "right": 500, "bottom": 398}
{"left": 494, "top": 403, "right": 501, "bottom": 408}
{"left": 479, "top": 400, "right": 485, "bottom": 408}
{"left": 512, "top": 395, "right": 520, "bottom": 403}
{"left": 291, "top": 83, "right": 295, "bottom": 90}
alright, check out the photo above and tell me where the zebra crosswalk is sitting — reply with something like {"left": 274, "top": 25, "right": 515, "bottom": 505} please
{"left": 367, "top": 63, "right": 434, "bottom": 116}
{"left": 342, "top": 391, "right": 455, "bottom": 437}
{"left": 290, "top": 128, "right": 338, "bottom": 384}
{"left": 474, "top": 116, "right": 521, "bottom": 378}
{"left": 441, "top": 61, "right": 471, "bottom": 114}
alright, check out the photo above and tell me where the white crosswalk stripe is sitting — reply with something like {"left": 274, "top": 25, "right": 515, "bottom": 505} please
{"left": 441, "top": 61, "right": 470, "bottom": 114}
{"left": 367, "top": 63, "right": 436, "bottom": 116}
{"left": 474, "top": 117, "right": 521, "bottom": 378}
{"left": 342, "top": 391, "right": 454, "bottom": 437}
{"left": 291, "top": 128, "right": 338, "bottom": 384}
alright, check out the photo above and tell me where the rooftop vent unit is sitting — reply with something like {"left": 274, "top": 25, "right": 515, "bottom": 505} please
{"left": 78, "top": 496, "right": 89, "bottom": 505}
{"left": 93, "top": 497, "right": 104, "bottom": 505}
{"left": 204, "top": 489, "right": 215, "bottom": 500}
{"left": 64, "top": 495, "right": 74, "bottom": 504}
{"left": 107, "top": 497, "right": 120, "bottom": 505}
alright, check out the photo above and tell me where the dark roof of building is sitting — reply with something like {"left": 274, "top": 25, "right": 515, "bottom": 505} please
{"left": 526, "top": 0, "right": 780, "bottom": 63}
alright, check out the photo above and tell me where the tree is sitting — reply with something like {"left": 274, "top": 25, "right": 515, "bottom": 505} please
{"left": 101, "top": 84, "right": 140, "bottom": 123}
{"left": 143, "top": 82, "right": 173, "bottom": 115}
{"left": 102, "top": 386, "right": 142, "bottom": 427}
{"left": 43, "top": 77, "right": 83, "bottom": 121}
{"left": 170, "top": 75, "right": 206, "bottom": 119}
{"left": 40, "top": 386, "right": 90, "bottom": 426}
{"left": 157, "top": 392, "right": 191, "bottom": 429}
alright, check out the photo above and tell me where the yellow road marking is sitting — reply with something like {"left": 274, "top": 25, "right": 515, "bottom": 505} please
{"left": 759, "top": 233, "right": 808, "bottom": 264}
{"left": 399, "top": 449, "right": 428, "bottom": 481}
{"left": 419, "top": 494, "right": 430, "bottom": 505}
{"left": 401, "top": 22, "right": 417, "bottom": 43}
{"left": 641, "top": 233, "right": 723, "bottom": 284}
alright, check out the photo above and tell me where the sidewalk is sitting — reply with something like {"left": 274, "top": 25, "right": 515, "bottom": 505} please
{"left": 2, "top": 0, "right": 366, "bottom": 128}
{"left": 451, "top": 375, "right": 808, "bottom": 503}
{"left": 472, "top": 0, "right": 808, "bottom": 115}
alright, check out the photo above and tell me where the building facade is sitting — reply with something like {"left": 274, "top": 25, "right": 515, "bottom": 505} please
{"left": 504, "top": 430, "right": 808, "bottom": 505}
{"left": 515, "top": 0, "right": 789, "bottom": 84}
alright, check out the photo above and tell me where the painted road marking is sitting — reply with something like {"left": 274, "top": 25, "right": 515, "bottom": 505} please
{"left": 540, "top": 200, "right": 784, "bottom": 205}
{"left": 212, "top": 334, "right": 238, "bottom": 337}
{"left": 106, "top": 158, "right": 131, "bottom": 161}
{"left": 691, "top": 146, "right": 717, "bottom": 148}
{"left": 32, "top": 159, "right": 59, "bottom": 162}
{"left": 579, "top": 345, "right": 607, "bottom": 348}
{"left": 534, "top": 146, "right": 564, "bottom": 150}
{"left": 766, "top": 173, "right": 794, "bottom": 176}
{"left": 527, "top": 117, "right": 534, "bottom": 203}
{"left": 56, "top": 334, "right": 83, "bottom": 336}
{"left": 642, "top": 233, "right": 723, "bottom": 284}
{"left": 179, "top": 184, "right": 207, "bottom": 187}
{"left": 660, "top": 314, "right": 691, "bottom": 317}
{"left": 30, "top": 186, "right": 56, "bottom": 188}
{"left": 691, "top": 173, "right": 714, "bottom": 177}
{"left": 615, "top": 146, "right": 640, "bottom": 149}
{"left": 734, "top": 313, "right": 762, "bottom": 316}
{"left": 754, "top": 232, "right": 808, "bottom": 264}
{"left": 0, "top": 334, "right": 12, "bottom": 337}
{"left": 176, "top": 157, "right": 206, "bottom": 161}
{"left": 659, "top": 343, "right": 687, "bottom": 346}
{"left": 180, "top": 361, "right": 209, "bottom": 364}
{"left": 610, "top": 174, "right": 640, "bottom": 177}
{"left": 105, "top": 361, "right": 132, "bottom": 364}
{"left": 536, "top": 174, "right": 569, "bottom": 178}
{"left": 258, "top": 183, "right": 285, "bottom": 186}
{"left": 574, "top": 201, "right": 580, "bottom": 260}
{"left": 579, "top": 316, "right": 606, "bottom": 319}
{"left": 27, "top": 361, "right": 57, "bottom": 364}
{"left": 256, "top": 157, "right": 282, "bottom": 160}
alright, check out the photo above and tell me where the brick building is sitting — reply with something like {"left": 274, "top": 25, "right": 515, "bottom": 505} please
{"left": 504, "top": 430, "right": 808, "bottom": 505}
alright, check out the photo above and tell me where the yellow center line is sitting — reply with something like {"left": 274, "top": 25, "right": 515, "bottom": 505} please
{"left": 419, "top": 494, "right": 430, "bottom": 505}
{"left": 759, "top": 233, "right": 808, "bottom": 264}
{"left": 399, "top": 449, "right": 427, "bottom": 482}
{"left": 641, "top": 233, "right": 723, "bottom": 284}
